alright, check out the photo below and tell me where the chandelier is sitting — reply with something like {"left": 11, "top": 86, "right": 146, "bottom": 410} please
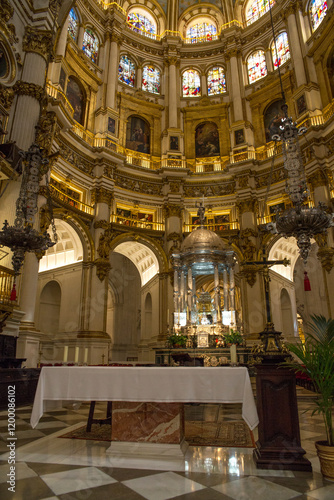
{"left": 0, "top": 142, "right": 57, "bottom": 279}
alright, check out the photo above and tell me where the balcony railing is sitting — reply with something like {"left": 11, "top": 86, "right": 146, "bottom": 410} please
{"left": 183, "top": 221, "right": 239, "bottom": 232}
{"left": 46, "top": 83, "right": 74, "bottom": 118}
{"left": 0, "top": 266, "right": 15, "bottom": 306}
{"left": 111, "top": 214, "right": 165, "bottom": 231}
{"left": 49, "top": 185, "right": 94, "bottom": 215}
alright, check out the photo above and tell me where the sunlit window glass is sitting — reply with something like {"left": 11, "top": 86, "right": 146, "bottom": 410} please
{"left": 247, "top": 50, "right": 267, "bottom": 83}
{"left": 271, "top": 32, "right": 290, "bottom": 69}
{"left": 182, "top": 70, "right": 201, "bottom": 97}
{"left": 82, "top": 29, "right": 99, "bottom": 64}
{"left": 186, "top": 23, "right": 217, "bottom": 43}
{"left": 128, "top": 12, "right": 156, "bottom": 39}
{"left": 68, "top": 8, "right": 79, "bottom": 41}
{"left": 142, "top": 65, "right": 160, "bottom": 94}
{"left": 207, "top": 67, "right": 226, "bottom": 95}
{"left": 246, "top": 0, "right": 275, "bottom": 26}
{"left": 310, "top": 0, "right": 327, "bottom": 31}
{"left": 118, "top": 55, "right": 136, "bottom": 87}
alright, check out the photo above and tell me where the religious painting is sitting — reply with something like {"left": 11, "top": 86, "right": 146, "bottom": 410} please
{"left": 191, "top": 215, "right": 207, "bottom": 228}
{"left": 182, "top": 70, "right": 201, "bottom": 97}
{"left": 214, "top": 214, "right": 230, "bottom": 230}
{"left": 66, "top": 77, "right": 85, "bottom": 125}
{"left": 235, "top": 129, "right": 245, "bottom": 145}
{"left": 138, "top": 212, "right": 153, "bottom": 228}
{"left": 126, "top": 116, "right": 150, "bottom": 154}
{"left": 68, "top": 8, "right": 79, "bottom": 42}
{"left": 247, "top": 50, "right": 267, "bottom": 83}
{"left": 195, "top": 122, "right": 220, "bottom": 157}
{"left": 296, "top": 94, "right": 307, "bottom": 116}
{"left": 310, "top": 0, "right": 328, "bottom": 31}
{"left": 116, "top": 208, "right": 132, "bottom": 225}
{"left": 127, "top": 12, "right": 156, "bottom": 39}
{"left": 264, "top": 99, "right": 285, "bottom": 142}
{"left": 170, "top": 136, "right": 179, "bottom": 151}
{"left": 82, "top": 28, "right": 99, "bottom": 64}
{"left": 0, "top": 44, "right": 8, "bottom": 79}
{"left": 108, "top": 117, "right": 115, "bottom": 134}
{"left": 59, "top": 68, "right": 66, "bottom": 90}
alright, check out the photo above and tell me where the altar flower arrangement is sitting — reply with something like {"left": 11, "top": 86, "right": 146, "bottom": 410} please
{"left": 223, "top": 330, "right": 243, "bottom": 346}
{"left": 167, "top": 333, "right": 188, "bottom": 348}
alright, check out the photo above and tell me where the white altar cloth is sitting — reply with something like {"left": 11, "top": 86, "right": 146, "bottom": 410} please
{"left": 30, "top": 366, "right": 259, "bottom": 430}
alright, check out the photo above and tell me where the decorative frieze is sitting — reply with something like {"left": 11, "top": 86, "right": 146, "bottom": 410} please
{"left": 57, "top": 139, "right": 95, "bottom": 175}
{"left": 255, "top": 167, "right": 286, "bottom": 188}
{"left": 183, "top": 182, "right": 235, "bottom": 198}
{"left": 22, "top": 27, "right": 54, "bottom": 61}
{"left": 13, "top": 81, "right": 47, "bottom": 104}
{"left": 114, "top": 173, "right": 162, "bottom": 195}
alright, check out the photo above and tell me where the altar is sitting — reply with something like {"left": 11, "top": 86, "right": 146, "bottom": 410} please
{"left": 30, "top": 366, "right": 258, "bottom": 456}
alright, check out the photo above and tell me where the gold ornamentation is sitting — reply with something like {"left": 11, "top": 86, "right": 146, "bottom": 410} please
{"left": 95, "top": 258, "right": 111, "bottom": 281}
{"left": 22, "top": 27, "right": 54, "bottom": 61}
{"left": 103, "top": 165, "right": 115, "bottom": 179}
{"left": 240, "top": 264, "right": 258, "bottom": 287}
{"left": 114, "top": 173, "right": 162, "bottom": 195}
{"left": 0, "top": 0, "right": 13, "bottom": 23}
{"left": 183, "top": 182, "right": 235, "bottom": 198}
{"left": 236, "top": 199, "right": 258, "bottom": 216}
{"left": 35, "top": 111, "right": 57, "bottom": 156}
{"left": 308, "top": 170, "right": 328, "bottom": 189}
{"left": 57, "top": 139, "right": 95, "bottom": 174}
{"left": 167, "top": 232, "right": 182, "bottom": 242}
{"left": 97, "top": 226, "right": 115, "bottom": 259}
{"left": 94, "top": 220, "right": 109, "bottom": 230}
{"left": 39, "top": 205, "right": 52, "bottom": 234}
{"left": 317, "top": 247, "right": 334, "bottom": 273}
{"left": 169, "top": 181, "right": 180, "bottom": 193}
{"left": 13, "top": 80, "right": 47, "bottom": 104}
{"left": 0, "top": 84, "right": 15, "bottom": 109}
{"left": 163, "top": 204, "right": 183, "bottom": 218}
{"left": 91, "top": 187, "right": 113, "bottom": 207}
{"left": 49, "top": 0, "right": 62, "bottom": 18}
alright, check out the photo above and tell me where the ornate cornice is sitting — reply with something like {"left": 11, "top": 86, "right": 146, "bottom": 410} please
{"left": 91, "top": 187, "right": 113, "bottom": 207}
{"left": 114, "top": 172, "right": 162, "bottom": 196}
{"left": 49, "top": 0, "right": 62, "bottom": 19}
{"left": 0, "top": 84, "right": 15, "bottom": 110}
{"left": 56, "top": 138, "right": 95, "bottom": 175}
{"left": 13, "top": 80, "right": 47, "bottom": 104}
{"left": 22, "top": 26, "right": 54, "bottom": 61}
{"left": 183, "top": 181, "right": 235, "bottom": 198}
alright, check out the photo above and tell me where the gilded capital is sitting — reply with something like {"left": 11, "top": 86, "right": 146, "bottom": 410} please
{"left": 22, "top": 26, "right": 54, "bottom": 61}
{"left": 91, "top": 187, "right": 113, "bottom": 207}
{"left": 0, "top": 0, "right": 14, "bottom": 23}
{"left": 308, "top": 170, "right": 327, "bottom": 189}
{"left": 13, "top": 80, "right": 47, "bottom": 104}
{"left": 95, "top": 258, "right": 111, "bottom": 281}
{"left": 317, "top": 247, "right": 334, "bottom": 273}
{"left": 240, "top": 264, "right": 258, "bottom": 287}
{"left": 163, "top": 203, "right": 183, "bottom": 218}
{"left": 236, "top": 198, "right": 258, "bottom": 216}
{"left": 110, "top": 32, "right": 123, "bottom": 45}
{"left": 164, "top": 56, "right": 179, "bottom": 67}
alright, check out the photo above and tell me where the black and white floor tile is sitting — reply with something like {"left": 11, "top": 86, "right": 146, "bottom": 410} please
{"left": 0, "top": 393, "right": 333, "bottom": 500}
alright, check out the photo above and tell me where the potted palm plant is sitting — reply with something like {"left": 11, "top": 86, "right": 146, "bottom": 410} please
{"left": 285, "top": 314, "right": 334, "bottom": 480}
{"left": 167, "top": 333, "right": 188, "bottom": 348}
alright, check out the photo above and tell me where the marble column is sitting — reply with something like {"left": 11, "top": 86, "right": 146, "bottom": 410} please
{"left": 223, "top": 268, "right": 229, "bottom": 311}
{"left": 168, "top": 59, "right": 178, "bottom": 128}
{"left": 227, "top": 50, "right": 243, "bottom": 122}
{"left": 77, "top": 24, "right": 85, "bottom": 51}
{"left": 137, "top": 65, "right": 143, "bottom": 90}
{"left": 106, "top": 34, "right": 121, "bottom": 110}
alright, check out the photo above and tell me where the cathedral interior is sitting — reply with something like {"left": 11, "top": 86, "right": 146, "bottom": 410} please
{"left": 0, "top": 0, "right": 334, "bottom": 498}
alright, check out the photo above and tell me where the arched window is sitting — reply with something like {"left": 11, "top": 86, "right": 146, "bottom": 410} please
{"left": 142, "top": 65, "right": 160, "bottom": 94}
{"left": 207, "top": 67, "right": 226, "bottom": 95}
{"left": 271, "top": 32, "right": 290, "bottom": 69}
{"left": 195, "top": 122, "right": 220, "bottom": 157}
{"left": 127, "top": 12, "right": 156, "bottom": 39}
{"left": 247, "top": 50, "right": 267, "bottom": 83}
{"left": 68, "top": 8, "right": 79, "bottom": 42}
{"left": 66, "top": 76, "right": 85, "bottom": 125}
{"left": 118, "top": 55, "right": 136, "bottom": 87}
{"left": 246, "top": 0, "right": 275, "bottom": 26}
{"left": 182, "top": 70, "right": 201, "bottom": 97}
{"left": 82, "top": 28, "right": 99, "bottom": 64}
{"left": 310, "top": 0, "right": 328, "bottom": 31}
{"left": 186, "top": 22, "right": 217, "bottom": 43}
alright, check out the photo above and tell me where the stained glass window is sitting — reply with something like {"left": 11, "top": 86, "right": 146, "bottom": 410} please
{"left": 271, "top": 32, "right": 290, "bottom": 69}
{"left": 182, "top": 70, "right": 201, "bottom": 97}
{"left": 142, "top": 65, "right": 160, "bottom": 94}
{"left": 118, "top": 55, "right": 136, "bottom": 87}
{"left": 68, "top": 8, "right": 79, "bottom": 41}
{"left": 247, "top": 50, "right": 267, "bottom": 83}
{"left": 310, "top": 0, "right": 327, "bottom": 31}
{"left": 82, "top": 29, "right": 99, "bottom": 64}
{"left": 246, "top": 0, "right": 275, "bottom": 26}
{"left": 128, "top": 12, "right": 156, "bottom": 39}
{"left": 207, "top": 67, "right": 226, "bottom": 95}
{"left": 186, "top": 23, "right": 218, "bottom": 43}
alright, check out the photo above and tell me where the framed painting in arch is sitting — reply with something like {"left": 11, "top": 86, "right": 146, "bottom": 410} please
{"left": 126, "top": 116, "right": 150, "bottom": 154}
{"left": 296, "top": 94, "right": 307, "bottom": 116}
{"left": 108, "top": 117, "right": 116, "bottom": 135}
{"left": 235, "top": 129, "right": 245, "bottom": 146}
{"left": 195, "top": 122, "right": 220, "bottom": 157}
{"left": 170, "top": 136, "right": 179, "bottom": 151}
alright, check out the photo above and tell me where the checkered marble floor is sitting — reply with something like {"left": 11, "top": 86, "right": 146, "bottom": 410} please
{"left": 0, "top": 397, "right": 333, "bottom": 500}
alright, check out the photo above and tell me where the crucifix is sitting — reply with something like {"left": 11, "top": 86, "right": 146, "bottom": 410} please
{"left": 243, "top": 248, "right": 290, "bottom": 355}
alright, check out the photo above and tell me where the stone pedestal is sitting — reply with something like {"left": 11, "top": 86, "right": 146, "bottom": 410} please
{"left": 107, "top": 402, "right": 188, "bottom": 457}
{"left": 253, "top": 364, "right": 312, "bottom": 471}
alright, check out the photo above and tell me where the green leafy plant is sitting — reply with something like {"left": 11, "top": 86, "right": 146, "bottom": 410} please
{"left": 285, "top": 314, "right": 334, "bottom": 446}
{"left": 223, "top": 329, "right": 243, "bottom": 345}
{"left": 167, "top": 333, "right": 188, "bottom": 347}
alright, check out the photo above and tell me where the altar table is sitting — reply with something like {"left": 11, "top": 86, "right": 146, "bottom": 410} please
{"left": 30, "top": 366, "right": 259, "bottom": 430}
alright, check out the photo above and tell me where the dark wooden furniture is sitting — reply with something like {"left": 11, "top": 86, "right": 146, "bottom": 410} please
{"left": 253, "top": 363, "right": 312, "bottom": 471}
{"left": 86, "top": 401, "right": 112, "bottom": 432}
{"left": 0, "top": 368, "right": 40, "bottom": 410}
{"left": 0, "top": 334, "right": 26, "bottom": 368}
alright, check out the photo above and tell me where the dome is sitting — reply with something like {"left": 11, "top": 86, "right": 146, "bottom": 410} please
{"left": 181, "top": 226, "right": 225, "bottom": 253}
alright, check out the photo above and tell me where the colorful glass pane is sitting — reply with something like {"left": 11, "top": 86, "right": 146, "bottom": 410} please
{"left": 82, "top": 29, "right": 99, "bottom": 64}
{"left": 310, "top": 0, "right": 327, "bottom": 31}
{"left": 182, "top": 70, "right": 201, "bottom": 97}
{"left": 247, "top": 50, "right": 267, "bottom": 83}
{"left": 271, "top": 32, "right": 290, "bottom": 69}
{"left": 186, "top": 23, "right": 217, "bottom": 43}
{"left": 118, "top": 55, "right": 136, "bottom": 87}
{"left": 68, "top": 8, "right": 78, "bottom": 41}
{"left": 246, "top": 0, "right": 275, "bottom": 26}
{"left": 207, "top": 67, "right": 226, "bottom": 95}
{"left": 128, "top": 12, "right": 156, "bottom": 39}
{"left": 142, "top": 65, "right": 160, "bottom": 94}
